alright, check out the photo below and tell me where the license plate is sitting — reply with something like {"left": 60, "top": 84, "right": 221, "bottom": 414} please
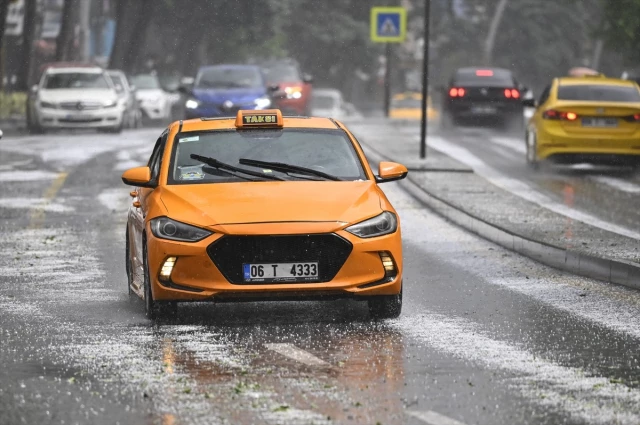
{"left": 470, "top": 106, "right": 497, "bottom": 114}
{"left": 65, "top": 114, "right": 91, "bottom": 121}
{"left": 581, "top": 117, "right": 618, "bottom": 127}
{"left": 243, "top": 262, "right": 319, "bottom": 282}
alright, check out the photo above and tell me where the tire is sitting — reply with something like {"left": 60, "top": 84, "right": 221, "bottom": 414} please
{"left": 142, "top": 238, "right": 158, "bottom": 319}
{"left": 367, "top": 286, "right": 402, "bottom": 320}
{"left": 525, "top": 130, "right": 540, "bottom": 171}
{"left": 125, "top": 227, "right": 134, "bottom": 297}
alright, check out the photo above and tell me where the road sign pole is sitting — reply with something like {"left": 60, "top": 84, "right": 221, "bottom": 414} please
{"left": 420, "top": 0, "right": 431, "bottom": 159}
{"left": 384, "top": 43, "right": 392, "bottom": 118}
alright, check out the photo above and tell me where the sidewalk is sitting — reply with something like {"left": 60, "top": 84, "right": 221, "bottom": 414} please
{"left": 348, "top": 118, "right": 640, "bottom": 290}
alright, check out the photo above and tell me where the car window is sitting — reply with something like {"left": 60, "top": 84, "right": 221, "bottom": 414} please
{"left": 148, "top": 133, "right": 168, "bottom": 182}
{"left": 311, "top": 95, "right": 338, "bottom": 109}
{"left": 169, "top": 129, "right": 367, "bottom": 184}
{"left": 557, "top": 84, "right": 640, "bottom": 102}
{"left": 195, "top": 68, "right": 263, "bottom": 89}
{"left": 453, "top": 69, "right": 515, "bottom": 87}
{"left": 130, "top": 74, "right": 161, "bottom": 90}
{"left": 43, "top": 72, "right": 110, "bottom": 89}
{"left": 538, "top": 85, "right": 551, "bottom": 106}
{"left": 263, "top": 64, "right": 301, "bottom": 83}
{"left": 109, "top": 74, "right": 126, "bottom": 93}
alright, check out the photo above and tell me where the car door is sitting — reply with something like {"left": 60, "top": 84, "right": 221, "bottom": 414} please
{"left": 130, "top": 132, "right": 168, "bottom": 285}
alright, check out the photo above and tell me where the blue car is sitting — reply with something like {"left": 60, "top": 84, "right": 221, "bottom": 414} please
{"left": 183, "top": 65, "right": 274, "bottom": 119}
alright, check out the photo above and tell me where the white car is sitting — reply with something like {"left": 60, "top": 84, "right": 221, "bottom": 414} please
{"left": 27, "top": 67, "right": 126, "bottom": 133}
{"left": 129, "top": 74, "right": 171, "bottom": 122}
{"left": 311, "top": 88, "right": 349, "bottom": 119}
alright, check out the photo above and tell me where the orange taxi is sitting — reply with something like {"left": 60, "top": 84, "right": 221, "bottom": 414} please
{"left": 123, "top": 110, "right": 407, "bottom": 320}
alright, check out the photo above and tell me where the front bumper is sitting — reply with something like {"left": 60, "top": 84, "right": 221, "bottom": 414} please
{"left": 140, "top": 101, "right": 168, "bottom": 120}
{"left": 37, "top": 106, "right": 124, "bottom": 128}
{"left": 146, "top": 228, "right": 403, "bottom": 302}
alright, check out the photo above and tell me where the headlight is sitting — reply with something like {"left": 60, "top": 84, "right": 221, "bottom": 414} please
{"left": 254, "top": 96, "right": 272, "bottom": 109}
{"left": 150, "top": 217, "right": 212, "bottom": 242}
{"left": 103, "top": 100, "right": 117, "bottom": 108}
{"left": 185, "top": 98, "right": 200, "bottom": 109}
{"left": 40, "top": 101, "right": 57, "bottom": 109}
{"left": 285, "top": 86, "right": 303, "bottom": 99}
{"left": 346, "top": 212, "right": 398, "bottom": 238}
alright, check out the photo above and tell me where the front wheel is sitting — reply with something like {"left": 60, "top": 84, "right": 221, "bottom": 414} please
{"left": 125, "top": 227, "right": 134, "bottom": 297}
{"left": 367, "top": 286, "right": 402, "bottom": 320}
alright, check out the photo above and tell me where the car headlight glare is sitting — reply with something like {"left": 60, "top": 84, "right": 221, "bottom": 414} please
{"left": 150, "top": 217, "right": 212, "bottom": 242}
{"left": 254, "top": 96, "right": 272, "bottom": 109}
{"left": 185, "top": 98, "right": 200, "bottom": 109}
{"left": 346, "top": 211, "right": 398, "bottom": 238}
{"left": 40, "top": 101, "right": 57, "bottom": 109}
{"left": 103, "top": 100, "right": 118, "bottom": 108}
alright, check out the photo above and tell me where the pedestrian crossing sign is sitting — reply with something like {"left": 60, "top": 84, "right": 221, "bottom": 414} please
{"left": 371, "top": 7, "right": 406, "bottom": 43}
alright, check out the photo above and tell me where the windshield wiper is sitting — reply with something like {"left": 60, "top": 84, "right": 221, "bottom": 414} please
{"left": 190, "top": 154, "right": 285, "bottom": 181}
{"left": 239, "top": 158, "right": 342, "bottom": 181}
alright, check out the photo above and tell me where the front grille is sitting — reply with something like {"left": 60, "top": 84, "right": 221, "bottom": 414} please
{"left": 59, "top": 101, "right": 103, "bottom": 110}
{"left": 207, "top": 234, "right": 353, "bottom": 284}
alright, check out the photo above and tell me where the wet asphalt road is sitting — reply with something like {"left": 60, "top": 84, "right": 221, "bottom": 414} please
{"left": 1, "top": 127, "right": 640, "bottom": 425}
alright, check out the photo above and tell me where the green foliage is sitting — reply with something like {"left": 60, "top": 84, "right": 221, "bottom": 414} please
{"left": 602, "top": 0, "right": 640, "bottom": 65}
{"left": 0, "top": 92, "right": 27, "bottom": 119}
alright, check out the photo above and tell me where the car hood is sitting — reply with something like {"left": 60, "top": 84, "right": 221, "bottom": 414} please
{"left": 159, "top": 181, "right": 382, "bottom": 230}
{"left": 192, "top": 87, "right": 266, "bottom": 104}
{"left": 39, "top": 89, "right": 117, "bottom": 103}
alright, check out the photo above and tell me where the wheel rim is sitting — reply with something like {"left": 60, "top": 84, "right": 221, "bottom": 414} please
{"left": 143, "top": 242, "right": 154, "bottom": 317}
{"left": 526, "top": 131, "right": 537, "bottom": 163}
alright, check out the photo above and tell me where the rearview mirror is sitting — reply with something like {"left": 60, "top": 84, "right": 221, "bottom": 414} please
{"left": 522, "top": 98, "right": 536, "bottom": 108}
{"left": 376, "top": 161, "right": 408, "bottom": 183}
{"left": 122, "top": 166, "right": 155, "bottom": 188}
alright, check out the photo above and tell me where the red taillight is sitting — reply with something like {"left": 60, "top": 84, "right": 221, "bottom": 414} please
{"left": 449, "top": 87, "right": 465, "bottom": 97}
{"left": 623, "top": 113, "right": 640, "bottom": 122}
{"left": 543, "top": 109, "right": 578, "bottom": 121}
{"left": 476, "top": 70, "right": 494, "bottom": 77}
{"left": 504, "top": 89, "right": 520, "bottom": 99}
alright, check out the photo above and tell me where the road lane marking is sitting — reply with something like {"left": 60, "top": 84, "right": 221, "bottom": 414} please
{"left": 407, "top": 410, "right": 467, "bottom": 425}
{"left": 489, "top": 135, "right": 526, "bottom": 154}
{"left": 28, "top": 172, "right": 67, "bottom": 229}
{"left": 427, "top": 135, "right": 640, "bottom": 240}
{"left": 264, "top": 343, "right": 329, "bottom": 367}
{"left": 591, "top": 176, "right": 640, "bottom": 194}
{"left": 0, "top": 170, "right": 58, "bottom": 181}
{"left": 487, "top": 143, "right": 519, "bottom": 161}
{"left": 394, "top": 313, "right": 640, "bottom": 424}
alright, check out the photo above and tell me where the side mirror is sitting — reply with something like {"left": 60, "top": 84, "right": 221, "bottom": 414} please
{"left": 376, "top": 161, "right": 408, "bottom": 183}
{"left": 30, "top": 84, "right": 38, "bottom": 94}
{"left": 122, "top": 166, "right": 155, "bottom": 188}
{"left": 522, "top": 98, "right": 537, "bottom": 108}
{"left": 302, "top": 73, "right": 314, "bottom": 84}
{"left": 0, "top": 129, "right": 3, "bottom": 140}
{"left": 178, "top": 85, "right": 193, "bottom": 96}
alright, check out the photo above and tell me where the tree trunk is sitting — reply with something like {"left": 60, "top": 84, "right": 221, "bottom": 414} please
{"left": 0, "top": 0, "right": 11, "bottom": 89}
{"left": 483, "top": 0, "right": 509, "bottom": 65}
{"left": 56, "top": 0, "right": 78, "bottom": 61}
{"left": 109, "top": 0, "right": 134, "bottom": 70}
{"left": 16, "top": 0, "right": 37, "bottom": 91}
{"left": 121, "top": 0, "right": 155, "bottom": 73}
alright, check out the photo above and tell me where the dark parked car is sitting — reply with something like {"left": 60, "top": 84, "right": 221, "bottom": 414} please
{"left": 441, "top": 67, "right": 525, "bottom": 130}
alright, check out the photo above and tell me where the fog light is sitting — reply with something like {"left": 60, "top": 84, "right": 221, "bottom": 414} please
{"left": 379, "top": 251, "right": 397, "bottom": 277}
{"left": 159, "top": 256, "right": 177, "bottom": 281}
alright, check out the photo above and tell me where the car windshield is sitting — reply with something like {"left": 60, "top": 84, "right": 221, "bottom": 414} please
{"left": 311, "top": 95, "right": 338, "bottom": 109}
{"left": 130, "top": 74, "right": 161, "bottom": 90}
{"left": 43, "top": 72, "right": 110, "bottom": 89}
{"left": 170, "top": 129, "right": 366, "bottom": 184}
{"left": 557, "top": 84, "right": 640, "bottom": 102}
{"left": 453, "top": 69, "right": 515, "bottom": 87}
{"left": 195, "top": 68, "right": 263, "bottom": 89}
{"left": 392, "top": 98, "right": 421, "bottom": 108}
{"left": 263, "top": 64, "right": 301, "bottom": 83}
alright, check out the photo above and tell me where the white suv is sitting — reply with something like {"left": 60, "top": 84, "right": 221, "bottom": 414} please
{"left": 27, "top": 67, "right": 125, "bottom": 133}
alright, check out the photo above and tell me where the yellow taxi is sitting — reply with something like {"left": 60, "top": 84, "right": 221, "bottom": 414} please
{"left": 389, "top": 92, "right": 437, "bottom": 120}
{"left": 525, "top": 76, "right": 640, "bottom": 168}
{"left": 122, "top": 110, "right": 407, "bottom": 320}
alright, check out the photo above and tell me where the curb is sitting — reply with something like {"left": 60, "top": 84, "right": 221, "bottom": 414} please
{"left": 363, "top": 141, "right": 640, "bottom": 291}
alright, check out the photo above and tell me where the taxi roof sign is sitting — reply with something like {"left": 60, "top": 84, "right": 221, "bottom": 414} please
{"left": 235, "top": 109, "right": 283, "bottom": 128}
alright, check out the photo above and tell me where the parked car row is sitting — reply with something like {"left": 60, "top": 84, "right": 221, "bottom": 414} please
{"left": 26, "top": 62, "right": 179, "bottom": 134}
